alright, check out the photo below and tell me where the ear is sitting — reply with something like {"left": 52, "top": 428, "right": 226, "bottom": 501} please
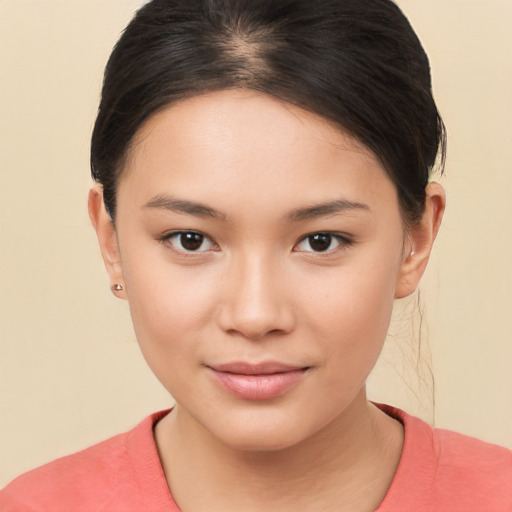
{"left": 395, "top": 182, "right": 446, "bottom": 299}
{"left": 88, "top": 186, "right": 127, "bottom": 299}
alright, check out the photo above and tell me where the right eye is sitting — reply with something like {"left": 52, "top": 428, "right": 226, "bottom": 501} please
{"left": 162, "top": 231, "right": 217, "bottom": 253}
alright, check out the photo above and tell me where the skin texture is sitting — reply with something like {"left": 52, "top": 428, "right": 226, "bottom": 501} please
{"left": 89, "top": 89, "right": 445, "bottom": 511}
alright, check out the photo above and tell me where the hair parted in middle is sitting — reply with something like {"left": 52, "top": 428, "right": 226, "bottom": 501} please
{"left": 91, "top": 0, "right": 446, "bottom": 224}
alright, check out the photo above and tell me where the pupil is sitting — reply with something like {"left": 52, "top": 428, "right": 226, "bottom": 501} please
{"left": 181, "top": 232, "right": 203, "bottom": 251}
{"left": 309, "top": 233, "right": 331, "bottom": 252}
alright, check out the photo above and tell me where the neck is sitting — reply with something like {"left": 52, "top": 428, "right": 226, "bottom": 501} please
{"left": 154, "top": 390, "right": 404, "bottom": 512}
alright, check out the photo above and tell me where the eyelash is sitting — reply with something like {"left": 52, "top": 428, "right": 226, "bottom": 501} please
{"left": 159, "top": 231, "right": 218, "bottom": 255}
{"left": 294, "top": 232, "right": 353, "bottom": 255}
{"left": 159, "top": 230, "right": 353, "bottom": 256}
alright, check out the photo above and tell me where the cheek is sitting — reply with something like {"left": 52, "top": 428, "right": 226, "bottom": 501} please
{"left": 299, "top": 251, "right": 401, "bottom": 373}
{"left": 118, "top": 220, "right": 404, "bottom": 403}
{"left": 120, "top": 249, "right": 221, "bottom": 368}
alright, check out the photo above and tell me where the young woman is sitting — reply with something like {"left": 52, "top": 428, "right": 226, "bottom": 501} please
{"left": 1, "top": 0, "right": 511, "bottom": 510}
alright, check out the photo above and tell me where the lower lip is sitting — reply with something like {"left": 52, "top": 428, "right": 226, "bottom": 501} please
{"left": 209, "top": 368, "right": 308, "bottom": 401}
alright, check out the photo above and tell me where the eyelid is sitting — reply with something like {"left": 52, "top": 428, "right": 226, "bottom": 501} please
{"left": 159, "top": 230, "right": 219, "bottom": 254}
{"left": 157, "top": 229, "right": 353, "bottom": 256}
{"left": 294, "top": 232, "right": 353, "bottom": 254}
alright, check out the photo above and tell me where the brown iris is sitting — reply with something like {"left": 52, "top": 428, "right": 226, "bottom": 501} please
{"left": 180, "top": 232, "right": 204, "bottom": 251}
{"left": 308, "top": 233, "right": 333, "bottom": 252}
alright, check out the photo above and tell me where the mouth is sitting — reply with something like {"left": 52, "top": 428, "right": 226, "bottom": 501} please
{"left": 206, "top": 362, "right": 310, "bottom": 401}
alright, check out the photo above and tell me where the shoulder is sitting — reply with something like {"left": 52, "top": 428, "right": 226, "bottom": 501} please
{"left": 0, "top": 431, "right": 130, "bottom": 512}
{"left": 434, "top": 424, "right": 512, "bottom": 468}
{"left": 432, "top": 426, "right": 512, "bottom": 505}
{"left": 376, "top": 403, "right": 512, "bottom": 512}
{"left": 0, "top": 411, "right": 171, "bottom": 512}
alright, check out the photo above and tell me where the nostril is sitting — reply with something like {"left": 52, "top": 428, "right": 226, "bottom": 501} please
{"left": 216, "top": 271, "right": 296, "bottom": 338}
{"left": 222, "top": 319, "right": 294, "bottom": 341}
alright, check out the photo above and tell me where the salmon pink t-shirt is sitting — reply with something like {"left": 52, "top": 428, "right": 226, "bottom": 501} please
{"left": 1, "top": 404, "right": 511, "bottom": 511}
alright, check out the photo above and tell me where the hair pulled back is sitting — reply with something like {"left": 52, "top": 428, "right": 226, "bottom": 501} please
{"left": 91, "top": 0, "right": 446, "bottom": 224}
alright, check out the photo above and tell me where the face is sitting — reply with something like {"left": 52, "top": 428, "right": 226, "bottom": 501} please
{"left": 94, "top": 90, "right": 426, "bottom": 451}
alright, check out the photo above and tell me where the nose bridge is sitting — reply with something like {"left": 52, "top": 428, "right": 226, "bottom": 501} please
{"left": 219, "top": 249, "right": 294, "bottom": 340}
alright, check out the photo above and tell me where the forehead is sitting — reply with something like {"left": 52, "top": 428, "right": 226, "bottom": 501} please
{"left": 119, "top": 89, "right": 398, "bottom": 216}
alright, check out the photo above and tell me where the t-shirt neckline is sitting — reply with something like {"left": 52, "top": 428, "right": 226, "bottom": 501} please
{"left": 126, "top": 403, "right": 435, "bottom": 512}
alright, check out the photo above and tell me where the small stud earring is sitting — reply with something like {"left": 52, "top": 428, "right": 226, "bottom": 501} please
{"left": 112, "top": 284, "right": 124, "bottom": 292}
{"left": 410, "top": 250, "right": 415, "bottom": 257}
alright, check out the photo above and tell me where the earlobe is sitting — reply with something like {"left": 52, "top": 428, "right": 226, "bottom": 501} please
{"left": 395, "top": 182, "right": 446, "bottom": 299}
{"left": 88, "top": 186, "right": 127, "bottom": 299}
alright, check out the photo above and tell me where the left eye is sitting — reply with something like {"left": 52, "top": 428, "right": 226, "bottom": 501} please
{"left": 164, "top": 231, "right": 216, "bottom": 253}
{"left": 295, "top": 233, "right": 346, "bottom": 253}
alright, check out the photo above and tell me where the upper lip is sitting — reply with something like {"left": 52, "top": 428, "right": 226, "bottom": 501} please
{"left": 208, "top": 362, "right": 308, "bottom": 375}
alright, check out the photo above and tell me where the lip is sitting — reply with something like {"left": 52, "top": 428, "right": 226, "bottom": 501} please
{"left": 207, "top": 362, "right": 309, "bottom": 401}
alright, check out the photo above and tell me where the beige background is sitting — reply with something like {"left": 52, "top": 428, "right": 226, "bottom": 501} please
{"left": 1, "top": 0, "right": 511, "bottom": 487}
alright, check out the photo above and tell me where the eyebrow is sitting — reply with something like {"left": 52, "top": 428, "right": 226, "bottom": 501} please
{"left": 143, "top": 195, "right": 227, "bottom": 220}
{"left": 143, "top": 194, "right": 369, "bottom": 222}
{"left": 287, "top": 199, "right": 370, "bottom": 221}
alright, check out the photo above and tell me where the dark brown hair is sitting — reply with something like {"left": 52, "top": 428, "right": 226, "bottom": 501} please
{"left": 91, "top": 0, "right": 446, "bottom": 223}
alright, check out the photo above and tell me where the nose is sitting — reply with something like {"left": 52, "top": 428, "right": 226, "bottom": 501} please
{"left": 217, "top": 254, "right": 296, "bottom": 341}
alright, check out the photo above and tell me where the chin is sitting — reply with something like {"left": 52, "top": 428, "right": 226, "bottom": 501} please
{"left": 218, "top": 427, "right": 307, "bottom": 453}
{"left": 196, "top": 404, "right": 319, "bottom": 453}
